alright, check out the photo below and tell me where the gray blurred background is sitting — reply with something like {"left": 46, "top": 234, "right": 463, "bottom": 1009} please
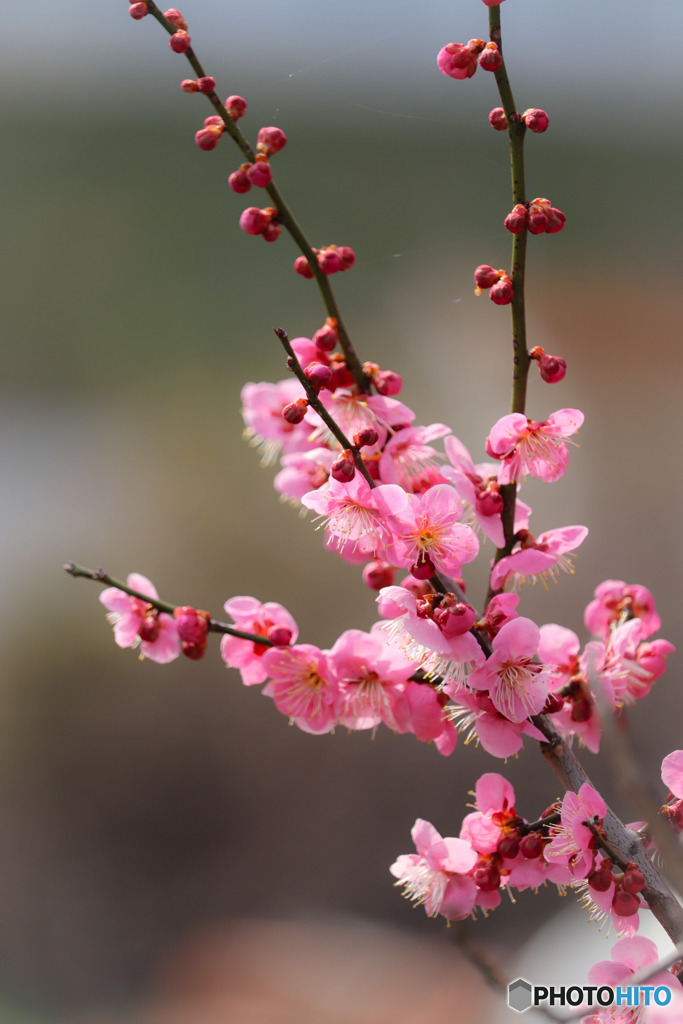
{"left": 2, "top": 1, "right": 683, "bottom": 1021}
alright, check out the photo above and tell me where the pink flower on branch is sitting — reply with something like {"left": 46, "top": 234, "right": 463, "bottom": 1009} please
{"left": 99, "top": 573, "right": 179, "bottom": 664}
{"left": 262, "top": 644, "right": 338, "bottom": 734}
{"left": 301, "top": 473, "right": 390, "bottom": 558}
{"left": 490, "top": 524, "right": 588, "bottom": 591}
{"left": 374, "top": 483, "right": 479, "bottom": 580}
{"left": 485, "top": 408, "right": 584, "bottom": 483}
{"left": 467, "top": 617, "right": 550, "bottom": 723}
{"left": 390, "top": 819, "right": 478, "bottom": 921}
{"left": 220, "top": 596, "right": 298, "bottom": 686}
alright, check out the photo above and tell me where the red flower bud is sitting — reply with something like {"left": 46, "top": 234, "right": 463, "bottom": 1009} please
{"left": 129, "top": 3, "right": 149, "bottom": 19}
{"left": 489, "top": 275, "right": 513, "bottom": 305}
{"left": 304, "top": 361, "right": 332, "bottom": 391}
{"left": 522, "top": 108, "right": 549, "bottom": 134}
{"left": 330, "top": 451, "right": 356, "bottom": 483}
{"left": 282, "top": 398, "right": 308, "bottom": 425}
{"left": 488, "top": 107, "right": 507, "bottom": 131}
{"left": 294, "top": 255, "right": 315, "bottom": 279}
{"left": 169, "top": 30, "right": 191, "bottom": 53}
{"left": 374, "top": 369, "right": 403, "bottom": 396}
{"left": 225, "top": 95, "right": 247, "bottom": 121}
{"left": 362, "top": 561, "right": 396, "bottom": 590}
{"left": 478, "top": 42, "right": 502, "bottom": 72}
{"left": 504, "top": 204, "right": 528, "bottom": 234}
{"left": 257, "top": 126, "right": 288, "bottom": 154}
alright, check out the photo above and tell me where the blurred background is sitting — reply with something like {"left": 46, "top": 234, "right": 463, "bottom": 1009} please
{"left": 3, "top": 1, "right": 683, "bottom": 1020}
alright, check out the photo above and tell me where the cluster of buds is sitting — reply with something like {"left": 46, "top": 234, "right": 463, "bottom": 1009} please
{"left": 164, "top": 8, "right": 191, "bottom": 52}
{"left": 294, "top": 245, "right": 356, "bottom": 279}
{"left": 529, "top": 345, "right": 567, "bottom": 384}
{"left": 173, "top": 606, "right": 210, "bottom": 660}
{"left": 181, "top": 76, "right": 216, "bottom": 95}
{"left": 473, "top": 265, "right": 513, "bottom": 305}
{"left": 504, "top": 198, "right": 566, "bottom": 235}
{"left": 437, "top": 39, "right": 502, "bottom": 79}
{"left": 489, "top": 107, "right": 549, "bottom": 133}
{"left": 587, "top": 858, "right": 646, "bottom": 918}
{"left": 229, "top": 127, "right": 287, "bottom": 195}
{"left": 239, "top": 206, "right": 281, "bottom": 242}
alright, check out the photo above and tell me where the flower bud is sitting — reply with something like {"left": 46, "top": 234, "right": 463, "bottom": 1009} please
{"left": 410, "top": 552, "right": 436, "bottom": 580}
{"left": 529, "top": 346, "right": 567, "bottom": 384}
{"left": 181, "top": 78, "right": 199, "bottom": 93}
{"left": 473, "top": 860, "right": 501, "bottom": 891}
{"left": 239, "top": 206, "right": 270, "bottom": 236}
{"left": 362, "top": 561, "right": 396, "bottom": 590}
{"left": 257, "top": 126, "right": 287, "bottom": 155}
{"left": 330, "top": 451, "right": 356, "bottom": 483}
{"left": 246, "top": 160, "right": 273, "bottom": 188}
{"left": 267, "top": 625, "right": 293, "bottom": 646}
{"left": 313, "top": 318, "right": 338, "bottom": 352}
{"left": 504, "top": 204, "right": 528, "bottom": 233}
{"left": 478, "top": 42, "right": 502, "bottom": 72}
{"left": 545, "top": 206, "right": 566, "bottom": 234}
{"left": 622, "top": 864, "right": 645, "bottom": 895}
{"left": 317, "top": 248, "right": 342, "bottom": 274}
{"left": 282, "top": 398, "right": 308, "bottom": 424}
{"left": 137, "top": 612, "right": 160, "bottom": 642}
{"left": 225, "top": 95, "right": 247, "bottom": 121}
{"left": 353, "top": 427, "right": 379, "bottom": 448}
{"left": 195, "top": 122, "right": 223, "bottom": 151}
{"left": 197, "top": 76, "right": 216, "bottom": 94}
{"left": 262, "top": 222, "right": 281, "bottom": 243}
{"left": 612, "top": 889, "right": 639, "bottom": 917}
{"left": 527, "top": 207, "right": 549, "bottom": 234}
{"left": 228, "top": 168, "right": 251, "bottom": 194}
{"left": 174, "top": 606, "right": 209, "bottom": 645}
{"left": 589, "top": 862, "right": 614, "bottom": 892}
{"left": 129, "top": 2, "right": 149, "bottom": 19}
{"left": 432, "top": 597, "right": 476, "bottom": 637}
{"left": 182, "top": 640, "right": 207, "bottom": 660}
{"left": 169, "top": 30, "right": 191, "bottom": 53}
{"left": 488, "top": 107, "right": 507, "bottom": 131}
{"left": 294, "top": 255, "right": 315, "bottom": 279}
{"left": 489, "top": 275, "right": 513, "bottom": 305}
{"left": 474, "top": 264, "right": 500, "bottom": 292}
{"left": 475, "top": 484, "right": 503, "bottom": 516}
{"left": 497, "top": 833, "right": 520, "bottom": 859}
{"left": 519, "top": 833, "right": 544, "bottom": 859}
{"left": 522, "top": 108, "right": 549, "bottom": 133}
{"left": 374, "top": 369, "right": 403, "bottom": 396}
{"left": 336, "top": 245, "right": 356, "bottom": 270}
{"left": 304, "top": 361, "right": 332, "bottom": 391}
{"left": 164, "top": 8, "right": 187, "bottom": 29}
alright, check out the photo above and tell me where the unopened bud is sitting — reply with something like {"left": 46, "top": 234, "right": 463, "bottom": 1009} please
{"left": 282, "top": 398, "right": 308, "bottom": 424}
{"left": 374, "top": 369, "right": 403, "bottom": 396}
{"left": 362, "top": 561, "right": 397, "bottom": 590}
{"left": 294, "top": 255, "right": 315, "bottom": 279}
{"left": 228, "top": 168, "right": 251, "bottom": 194}
{"left": 267, "top": 625, "right": 293, "bottom": 646}
{"left": 164, "top": 8, "right": 187, "bottom": 29}
{"left": 504, "top": 204, "right": 528, "bottom": 234}
{"left": 612, "top": 889, "right": 639, "bottom": 917}
{"left": 225, "top": 95, "right": 247, "bottom": 121}
{"left": 245, "top": 160, "right": 273, "bottom": 188}
{"left": 313, "top": 319, "right": 339, "bottom": 352}
{"left": 262, "top": 222, "right": 281, "bottom": 243}
{"left": 488, "top": 107, "right": 507, "bottom": 131}
{"left": 529, "top": 347, "right": 567, "bottom": 384}
{"left": 169, "top": 30, "right": 191, "bottom": 53}
{"left": 174, "top": 606, "right": 209, "bottom": 645}
{"left": 489, "top": 275, "right": 513, "bottom": 305}
{"left": 239, "top": 206, "right": 270, "bottom": 236}
{"left": 182, "top": 640, "right": 207, "bottom": 660}
{"left": 522, "top": 108, "right": 549, "bottom": 133}
{"left": 410, "top": 552, "right": 436, "bottom": 580}
{"left": 336, "top": 246, "right": 356, "bottom": 270}
{"left": 317, "top": 248, "right": 343, "bottom": 275}
{"left": 330, "top": 451, "right": 356, "bottom": 483}
{"left": 137, "top": 612, "right": 160, "bottom": 642}
{"left": 257, "top": 126, "right": 287, "bottom": 155}
{"left": 474, "top": 264, "right": 501, "bottom": 291}
{"left": 519, "top": 834, "right": 544, "bottom": 859}
{"left": 353, "top": 427, "right": 379, "bottom": 448}
{"left": 181, "top": 78, "right": 199, "bottom": 93}
{"left": 622, "top": 864, "right": 645, "bottom": 895}
{"left": 478, "top": 42, "right": 502, "bottom": 72}
{"left": 304, "top": 361, "right": 332, "bottom": 391}
{"left": 129, "top": 2, "right": 149, "bottom": 19}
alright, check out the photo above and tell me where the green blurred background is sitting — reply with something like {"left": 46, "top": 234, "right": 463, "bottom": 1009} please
{"left": 2, "top": 1, "right": 683, "bottom": 1020}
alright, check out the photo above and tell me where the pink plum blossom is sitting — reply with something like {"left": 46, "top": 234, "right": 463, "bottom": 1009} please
{"left": 490, "top": 525, "right": 588, "bottom": 591}
{"left": 301, "top": 473, "right": 391, "bottom": 557}
{"left": 374, "top": 483, "right": 479, "bottom": 580}
{"left": 261, "top": 643, "right": 338, "bottom": 734}
{"left": 585, "top": 580, "right": 661, "bottom": 642}
{"left": 99, "top": 573, "right": 180, "bottom": 664}
{"left": 305, "top": 389, "right": 415, "bottom": 451}
{"left": 326, "top": 628, "right": 415, "bottom": 731}
{"left": 390, "top": 819, "right": 478, "bottom": 920}
{"left": 220, "top": 596, "right": 298, "bottom": 686}
{"left": 545, "top": 782, "right": 606, "bottom": 878}
{"left": 273, "top": 448, "right": 335, "bottom": 505}
{"left": 485, "top": 408, "right": 584, "bottom": 483}
{"left": 446, "top": 689, "right": 545, "bottom": 759}
{"left": 589, "top": 935, "right": 681, "bottom": 994}
{"left": 378, "top": 422, "right": 450, "bottom": 492}
{"left": 467, "top": 617, "right": 550, "bottom": 723}
{"left": 437, "top": 40, "right": 485, "bottom": 80}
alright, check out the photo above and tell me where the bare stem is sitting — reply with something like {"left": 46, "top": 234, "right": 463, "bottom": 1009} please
{"left": 63, "top": 562, "right": 273, "bottom": 645}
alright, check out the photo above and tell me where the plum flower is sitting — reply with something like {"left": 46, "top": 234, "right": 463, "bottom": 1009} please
{"left": 446, "top": 689, "right": 545, "bottom": 759}
{"left": 485, "top": 408, "right": 584, "bottom": 483}
{"left": 301, "top": 473, "right": 390, "bottom": 556}
{"left": 241, "top": 380, "right": 311, "bottom": 465}
{"left": 377, "top": 422, "right": 450, "bottom": 492}
{"left": 467, "top": 617, "right": 550, "bottom": 723}
{"left": 585, "top": 580, "right": 661, "bottom": 642}
{"left": 490, "top": 525, "right": 588, "bottom": 591}
{"left": 545, "top": 782, "right": 606, "bottom": 878}
{"left": 261, "top": 643, "right": 338, "bottom": 734}
{"left": 326, "top": 628, "right": 414, "bottom": 731}
{"left": 390, "top": 818, "right": 478, "bottom": 920}
{"left": 220, "top": 596, "right": 298, "bottom": 686}
{"left": 99, "top": 573, "right": 179, "bottom": 664}
{"left": 374, "top": 483, "right": 479, "bottom": 579}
